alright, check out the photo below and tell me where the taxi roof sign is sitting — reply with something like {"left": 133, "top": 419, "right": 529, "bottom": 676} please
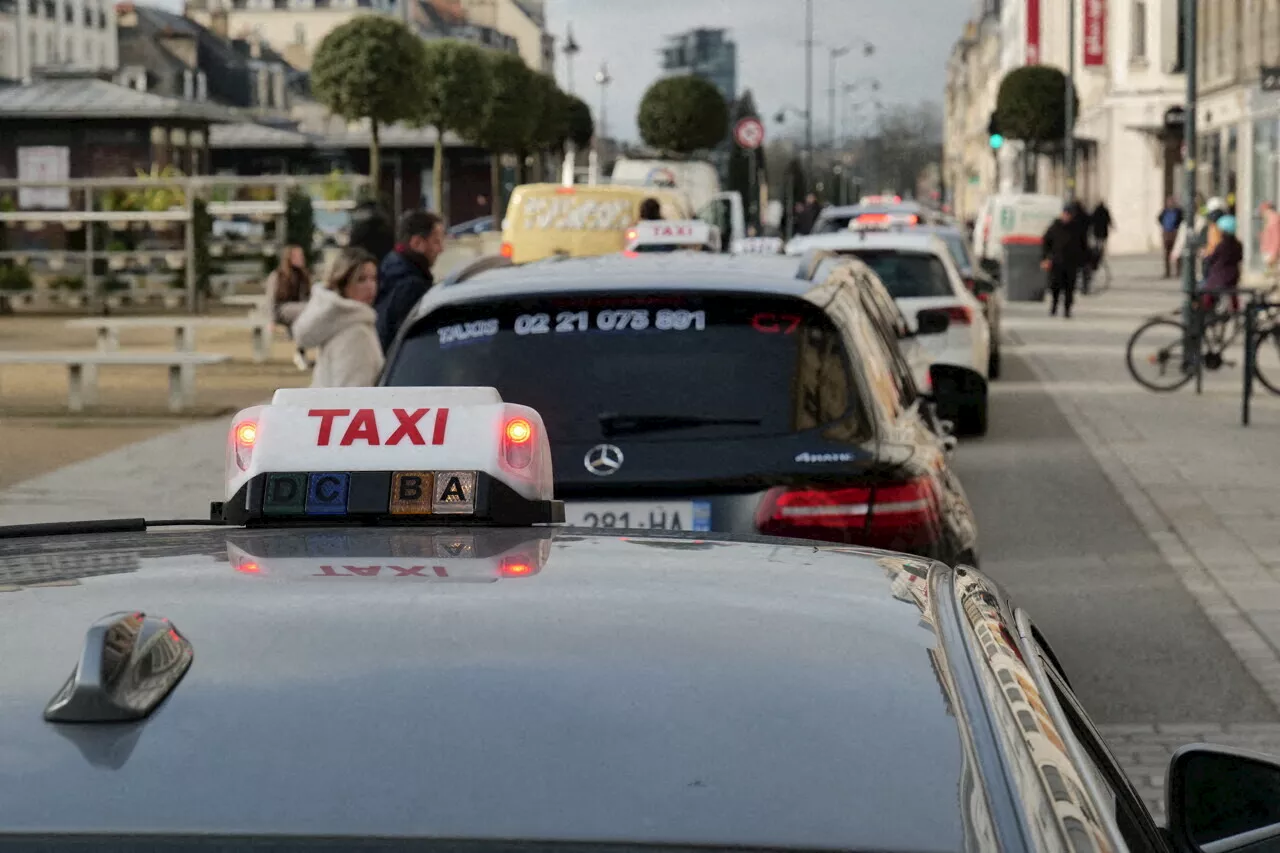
{"left": 625, "top": 219, "right": 719, "bottom": 251}
{"left": 213, "top": 387, "right": 563, "bottom": 528}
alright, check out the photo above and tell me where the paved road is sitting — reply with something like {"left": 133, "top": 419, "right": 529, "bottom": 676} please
{"left": 952, "top": 350, "right": 1277, "bottom": 724}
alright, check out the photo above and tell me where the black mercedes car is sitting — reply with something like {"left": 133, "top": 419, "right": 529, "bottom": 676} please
{"left": 379, "top": 253, "right": 980, "bottom": 565}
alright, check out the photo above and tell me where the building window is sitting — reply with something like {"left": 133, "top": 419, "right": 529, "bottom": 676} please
{"left": 28, "top": 31, "right": 35, "bottom": 64}
{"left": 1041, "top": 764, "right": 1072, "bottom": 802}
{"left": 293, "top": 22, "right": 305, "bottom": 43}
{"left": 97, "top": 5, "right": 105, "bottom": 27}
{"left": 63, "top": 0, "right": 72, "bottom": 23}
{"left": 1131, "top": 1, "right": 1147, "bottom": 61}
{"left": 82, "top": 3, "right": 90, "bottom": 24}
{"left": 27, "top": 0, "right": 35, "bottom": 14}
{"left": 1017, "top": 709, "right": 1038, "bottom": 733}
{"left": 41, "top": 0, "right": 53, "bottom": 18}
{"left": 1251, "top": 118, "right": 1279, "bottom": 268}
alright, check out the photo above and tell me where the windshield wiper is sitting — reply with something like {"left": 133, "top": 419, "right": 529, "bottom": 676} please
{"left": 598, "top": 412, "right": 763, "bottom": 437}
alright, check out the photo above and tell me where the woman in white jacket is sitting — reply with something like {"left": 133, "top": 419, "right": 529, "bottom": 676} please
{"left": 292, "top": 248, "right": 385, "bottom": 387}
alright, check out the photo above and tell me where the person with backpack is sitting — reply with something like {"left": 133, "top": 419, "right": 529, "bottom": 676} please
{"left": 1199, "top": 214, "right": 1243, "bottom": 313}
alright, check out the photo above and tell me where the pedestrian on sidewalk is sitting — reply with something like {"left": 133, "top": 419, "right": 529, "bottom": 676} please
{"left": 292, "top": 248, "right": 384, "bottom": 388}
{"left": 1066, "top": 201, "right": 1094, "bottom": 294}
{"left": 1091, "top": 200, "right": 1112, "bottom": 275}
{"left": 1158, "top": 196, "right": 1184, "bottom": 278}
{"left": 374, "top": 210, "right": 445, "bottom": 352}
{"left": 795, "top": 193, "right": 822, "bottom": 235}
{"left": 266, "top": 244, "right": 313, "bottom": 371}
{"left": 1259, "top": 201, "right": 1280, "bottom": 276}
{"left": 1041, "top": 205, "right": 1087, "bottom": 318}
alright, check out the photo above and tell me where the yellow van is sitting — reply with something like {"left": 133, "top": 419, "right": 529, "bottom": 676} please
{"left": 500, "top": 184, "right": 694, "bottom": 264}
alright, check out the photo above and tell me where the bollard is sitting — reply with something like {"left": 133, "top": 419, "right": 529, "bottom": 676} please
{"left": 1243, "top": 301, "right": 1258, "bottom": 426}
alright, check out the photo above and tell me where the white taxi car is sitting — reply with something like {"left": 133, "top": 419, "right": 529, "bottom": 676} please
{"left": 625, "top": 220, "right": 722, "bottom": 254}
{"left": 785, "top": 229, "right": 991, "bottom": 435}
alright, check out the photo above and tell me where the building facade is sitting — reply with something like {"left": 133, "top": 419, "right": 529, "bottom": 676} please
{"left": 660, "top": 27, "right": 737, "bottom": 105}
{"left": 0, "top": 0, "right": 117, "bottom": 81}
{"left": 942, "top": 12, "right": 1000, "bottom": 223}
{"left": 947, "top": 0, "right": 1187, "bottom": 254}
{"left": 456, "top": 0, "right": 552, "bottom": 72}
{"left": 1193, "top": 0, "right": 1280, "bottom": 269}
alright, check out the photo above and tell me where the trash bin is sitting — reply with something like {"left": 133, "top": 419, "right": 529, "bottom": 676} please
{"left": 1001, "top": 235, "right": 1046, "bottom": 302}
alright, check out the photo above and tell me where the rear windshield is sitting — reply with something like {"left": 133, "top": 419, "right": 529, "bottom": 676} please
{"left": 384, "top": 293, "right": 864, "bottom": 443}
{"left": 836, "top": 250, "right": 953, "bottom": 299}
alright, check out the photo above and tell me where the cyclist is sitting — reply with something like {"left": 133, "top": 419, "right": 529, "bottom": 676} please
{"left": 1199, "top": 214, "right": 1243, "bottom": 314}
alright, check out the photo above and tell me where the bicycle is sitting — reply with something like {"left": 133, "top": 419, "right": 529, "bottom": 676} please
{"left": 1125, "top": 285, "right": 1280, "bottom": 392}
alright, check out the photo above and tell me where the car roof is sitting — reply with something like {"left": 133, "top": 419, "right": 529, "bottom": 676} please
{"left": 412, "top": 253, "right": 816, "bottom": 319}
{"left": 0, "top": 527, "right": 981, "bottom": 850}
{"left": 819, "top": 201, "right": 925, "bottom": 217}
{"left": 789, "top": 230, "right": 950, "bottom": 255}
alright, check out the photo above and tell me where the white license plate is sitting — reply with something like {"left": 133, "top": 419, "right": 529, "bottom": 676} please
{"left": 568, "top": 501, "right": 711, "bottom": 531}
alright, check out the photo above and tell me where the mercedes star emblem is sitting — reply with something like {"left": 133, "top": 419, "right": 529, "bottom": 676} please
{"left": 584, "top": 444, "right": 624, "bottom": 476}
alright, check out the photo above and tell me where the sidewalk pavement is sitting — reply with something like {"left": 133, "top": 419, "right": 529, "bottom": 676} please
{"left": 1003, "top": 255, "right": 1280, "bottom": 817}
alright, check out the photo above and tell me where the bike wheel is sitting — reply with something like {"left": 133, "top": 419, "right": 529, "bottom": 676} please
{"left": 1253, "top": 326, "right": 1280, "bottom": 395}
{"left": 1127, "top": 318, "right": 1195, "bottom": 391}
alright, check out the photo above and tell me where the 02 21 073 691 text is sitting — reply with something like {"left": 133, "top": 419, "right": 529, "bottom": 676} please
{"left": 512, "top": 309, "right": 707, "bottom": 336}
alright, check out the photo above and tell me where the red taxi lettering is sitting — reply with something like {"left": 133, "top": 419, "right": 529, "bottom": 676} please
{"left": 386, "top": 408, "right": 429, "bottom": 445}
{"left": 340, "top": 411, "right": 380, "bottom": 446}
{"left": 308, "top": 409, "right": 350, "bottom": 445}
{"left": 390, "top": 565, "right": 427, "bottom": 576}
{"left": 309, "top": 408, "right": 451, "bottom": 446}
{"left": 751, "top": 313, "right": 802, "bottom": 334}
{"left": 344, "top": 565, "right": 381, "bottom": 576}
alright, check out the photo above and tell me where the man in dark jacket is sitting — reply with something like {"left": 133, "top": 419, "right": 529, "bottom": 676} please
{"left": 795, "top": 193, "right": 822, "bottom": 235}
{"left": 1041, "top": 205, "right": 1089, "bottom": 318}
{"left": 374, "top": 210, "right": 445, "bottom": 352}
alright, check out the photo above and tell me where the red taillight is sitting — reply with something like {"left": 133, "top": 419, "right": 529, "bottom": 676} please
{"left": 502, "top": 416, "right": 534, "bottom": 469}
{"left": 755, "top": 478, "right": 941, "bottom": 548}
{"left": 236, "top": 560, "right": 260, "bottom": 574}
{"left": 940, "top": 305, "right": 972, "bottom": 324}
{"left": 501, "top": 556, "right": 536, "bottom": 577}
{"left": 858, "top": 213, "right": 889, "bottom": 224}
{"left": 500, "top": 242, "right": 514, "bottom": 258}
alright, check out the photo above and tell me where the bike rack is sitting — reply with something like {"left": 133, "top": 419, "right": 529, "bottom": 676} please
{"left": 1240, "top": 291, "right": 1280, "bottom": 426}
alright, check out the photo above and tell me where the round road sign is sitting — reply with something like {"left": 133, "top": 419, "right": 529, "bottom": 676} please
{"left": 734, "top": 117, "right": 765, "bottom": 149}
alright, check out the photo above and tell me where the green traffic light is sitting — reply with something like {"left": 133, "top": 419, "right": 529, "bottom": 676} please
{"left": 989, "top": 134, "right": 1004, "bottom": 149}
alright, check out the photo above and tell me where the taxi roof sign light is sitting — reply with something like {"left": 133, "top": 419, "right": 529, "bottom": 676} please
{"left": 625, "top": 220, "right": 719, "bottom": 252}
{"left": 215, "top": 387, "right": 563, "bottom": 528}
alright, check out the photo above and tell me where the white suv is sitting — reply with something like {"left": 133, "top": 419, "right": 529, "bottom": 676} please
{"left": 787, "top": 230, "right": 992, "bottom": 435}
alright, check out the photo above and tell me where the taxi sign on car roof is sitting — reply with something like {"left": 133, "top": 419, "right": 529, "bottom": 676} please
{"left": 212, "top": 387, "right": 564, "bottom": 527}
{"left": 625, "top": 219, "right": 720, "bottom": 252}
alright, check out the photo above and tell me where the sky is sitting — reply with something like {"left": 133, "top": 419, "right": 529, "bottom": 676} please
{"left": 544, "top": 0, "right": 973, "bottom": 143}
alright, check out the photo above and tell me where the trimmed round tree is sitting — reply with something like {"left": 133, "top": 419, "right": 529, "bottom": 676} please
{"left": 311, "top": 17, "right": 426, "bottom": 196}
{"left": 565, "top": 95, "right": 594, "bottom": 150}
{"left": 472, "top": 52, "right": 538, "bottom": 227}
{"left": 637, "top": 75, "right": 729, "bottom": 155}
{"left": 419, "top": 40, "right": 492, "bottom": 222}
{"left": 995, "top": 65, "right": 1080, "bottom": 187}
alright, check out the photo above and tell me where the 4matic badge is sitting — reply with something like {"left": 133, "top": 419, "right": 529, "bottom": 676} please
{"left": 794, "top": 451, "right": 854, "bottom": 463}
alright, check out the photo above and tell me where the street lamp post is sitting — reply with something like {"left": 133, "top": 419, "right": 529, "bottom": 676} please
{"left": 1065, "top": 0, "right": 1076, "bottom": 201}
{"left": 804, "top": 0, "right": 814, "bottom": 175}
{"left": 1181, "top": 0, "right": 1199, "bottom": 372}
{"left": 828, "top": 46, "right": 850, "bottom": 150}
{"left": 594, "top": 63, "right": 612, "bottom": 142}
{"left": 563, "top": 25, "right": 580, "bottom": 95}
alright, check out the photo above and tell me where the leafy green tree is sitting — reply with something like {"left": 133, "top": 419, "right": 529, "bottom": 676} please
{"left": 419, "top": 40, "right": 492, "bottom": 221}
{"left": 524, "top": 74, "right": 571, "bottom": 181}
{"left": 995, "top": 65, "right": 1078, "bottom": 188}
{"left": 472, "top": 52, "right": 538, "bottom": 227}
{"left": 311, "top": 17, "right": 426, "bottom": 197}
{"left": 565, "top": 95, "right": 594, "bottom": 150}
{"left": 637, "top": 75, "right": 728, "bottom": 155}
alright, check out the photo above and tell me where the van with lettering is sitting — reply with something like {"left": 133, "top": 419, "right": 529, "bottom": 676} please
{"left": 500, "top": 184, "right": 695, "bottom": 265}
